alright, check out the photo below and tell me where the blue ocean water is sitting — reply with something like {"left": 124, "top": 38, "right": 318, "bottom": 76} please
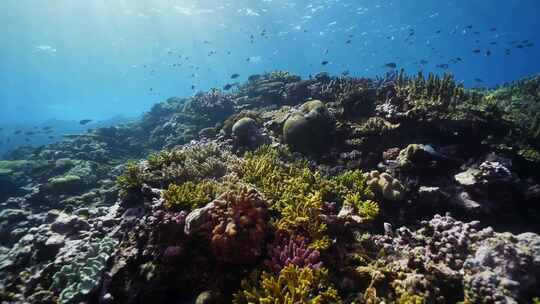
{"left": 0, "top": 0, "right": 539, "bottom": 154}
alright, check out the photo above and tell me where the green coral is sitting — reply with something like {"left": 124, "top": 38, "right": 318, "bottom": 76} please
{"left": 276, "top": 191, "right": 331, "bottom": 250}
{"left": 51, "top": 236, "right": 117, "bottom": 304}
{"left": 44, "top": 175, "right": 84, "bottom": 195}
{"left": 396, "top": 293, "right": 427, "bottom": 304}
{"left": 222, "top": 110, "right": 263, "bottom": 135}
{"left": 146, "top": 143, "right": 233, "bottom": 182}
{"left": 332, "top": 169, "right": 374, "bottom": 199}
{"left": 344, "top": 193, "right": 380, "bottom": 221}
{"left": 117, "top": 161, "right": 144, "bottom": 192}
{"left": 233, "top": 265, "right": 341, "bottom": 304}
{"left": 163, "top": 179, "right": 223, "bottom": 210}
{"left": 334, "top": 169, "right": 380, "bottom": 220}
{"left": 518, "top": 147, "right": 540, "bottom": 162}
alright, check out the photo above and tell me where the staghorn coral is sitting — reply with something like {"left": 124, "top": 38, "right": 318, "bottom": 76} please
{"left": 343, "top": 193, "right": 380, "bottom": 221}
{"left": 332, "top": 169, "right": 374, "bottom": 199}
{"left": 233, "top": 265, "right": 341, "bottom": 304}
{"left": 242, "top": 148, "right": 381, "bottom": 249}
{"left": 264, "top": 235, "right": 323, "bottom": 274}
{"left": 332, "top": 169, "right": 381, "bottom": 222}
{"left": 396, "top": 70, "right": 465, "bottom": 111}
{"left": 275, "top": 191, "right": 331, "bottom": 250}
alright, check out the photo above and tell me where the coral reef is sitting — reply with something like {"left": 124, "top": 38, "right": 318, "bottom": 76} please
{"left": 264, "top": 235, "right": 323, "bottom": 273}
{"left": 51, "top": 236, "right": 117, "bottom": 304}
{"left": 162, "top": 179, "right": 222, "bottom": 211}
{"left": 233, "top": 265, "right": 341, "bottom": 304}
{"left": 283, "top": 99, "right": 335, "bottom": 154}
{"left": 354, "top": 214, "right": 540, "bottom": 303}
{"left": 1, "top": 70, "right": 540, "bottom": 303}
{"left": 185, "top": 187, "right": 268, "bottom": 264}
{"left": 365, "top": 170, "right": 406, "bottom": 201}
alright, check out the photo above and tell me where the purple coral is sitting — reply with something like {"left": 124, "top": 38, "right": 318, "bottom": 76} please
{"left": 264, "top": 235, "right": 323, "bottom": 273}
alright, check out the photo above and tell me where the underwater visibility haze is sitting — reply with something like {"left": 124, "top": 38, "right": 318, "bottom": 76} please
{"left": 1, "top": 0, "right": 540, "bottom": 303}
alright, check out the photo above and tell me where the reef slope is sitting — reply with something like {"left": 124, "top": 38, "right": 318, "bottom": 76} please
{"left": 1, "top": 71, "right": 540, "bottom": 303}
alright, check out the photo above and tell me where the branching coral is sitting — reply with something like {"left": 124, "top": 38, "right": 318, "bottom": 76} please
{"left": 396, "top": 70, "right": 465, "bottom": 110}
{"left": 333, "top": 169, "right": 381, "bottom": 221}
{"left": 242, "top": 148, "right": 380, "bottom": 249}
{"left": 344, "top": 193, "right": 380, "bottom": 221}
{"left": 117, "top": 142, "right": 240, "bottom": 195}
{"left": 241, "top": 146, "right": 333, "bottom": 249}
{"left": 332, "top": 169, "right": 373, "bottom": 199}
{"left": 117, "top": 161, "right": 144, "bottom": 192}
{"left": 264, "top": 235, "right": 323, "bottom": 273}
{"left": 182, "top": 89, "right": 234, "bottom": 123}
{"left": 233, "top": 265, "right": 341, "bottom": 304}
{"left": 162, "top": 179, "right": 222, "bottom": 211}
{"left": 276, "top": 191, "right": 331, "bottom": 250}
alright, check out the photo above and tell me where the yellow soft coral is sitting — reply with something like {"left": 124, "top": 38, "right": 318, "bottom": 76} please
{"left": 233, "top": 265, "right": 341, "bottom": 304}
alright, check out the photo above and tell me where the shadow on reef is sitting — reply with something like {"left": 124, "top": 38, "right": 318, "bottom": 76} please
{"left": 1, "top": 70, "right": 540, "bottom": 303}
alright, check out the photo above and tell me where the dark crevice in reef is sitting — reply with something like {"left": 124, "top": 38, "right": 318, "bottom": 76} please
{"left": 1, "top": 70, "right": 540, "bottom": 303}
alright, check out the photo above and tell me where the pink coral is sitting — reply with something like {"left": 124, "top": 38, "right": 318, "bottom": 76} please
{"left": 264, "top": 235, "right": 323, "bottom": 273}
